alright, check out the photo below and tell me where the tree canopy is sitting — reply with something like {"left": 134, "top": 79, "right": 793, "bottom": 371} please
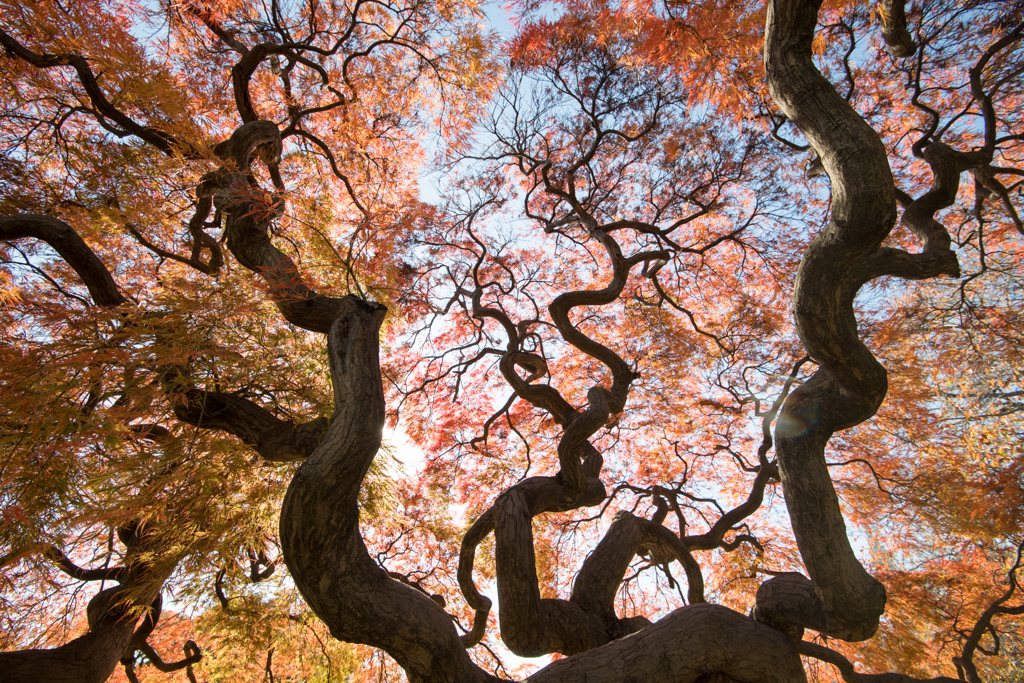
{"left": 1, "top": 0, "right": 1023, "bottom": 681}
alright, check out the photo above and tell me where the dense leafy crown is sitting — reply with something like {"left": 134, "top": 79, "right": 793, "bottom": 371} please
{"left": 0, "top": 0, "right": 1022, "bottom": 681}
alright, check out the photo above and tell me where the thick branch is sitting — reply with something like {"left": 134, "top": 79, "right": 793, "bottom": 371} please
{"left": 457, "top": 470, "right": 606, "bottom": 650}
{"left": 231, "top": 44, "right": 275, "bottom": 123}
{"left": 46, "top": 547, "right": 123, "bottom": 583}
{"left": 499, "top": 352, "right": 576, "bottom": 425}
{"left": 208, "top": 121, "right": 365, "bottom": 334}
{"left": 573, "top": 511, "right": 705, "bottom": 613}
{"left": 877, "top": 0, "right": 917, "bottom": 58}
{"left": 279, "top": 304, "right": 495, "bottom": 683}
{"left": 848, "top": 141, "right": 967, "bottom": 288}
{"left": 525, "top": 603, "right": 806, "bottom": 683}
{"left": 492, "top": 486, "right": 608, "bottom": 657}
{"left": 0, "top": 525, "right": 173, "bottom": 683}
{"left": 164, "top": 379, "right": 328, "bottom": 462}
{"left": 762, "top": 0, "right": 894, "bottom": 641}
{"left": 0, "top": 215, "right": 128, "bottom": 307}
{"left": 460, "top": 452, "right": 712, "bottom": 657}
{"left": 0, "top": 620, "right": 139, "bottom": 683}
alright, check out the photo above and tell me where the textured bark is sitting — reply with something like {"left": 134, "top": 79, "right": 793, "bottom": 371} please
{"left": 275, "top": 303, "right": 778, "bottom": 680}
{"left": 850, "top": 141, "right": 970, "bottom": 290}
{"left": 462, "top": 353, "right": 652, "bottom": 655}
{"left": 524, "top": 604, "right": 806, "bottom": 683}
{"left": 0, "top": 622, "right": 137, "bottom": 683}
{"left": 279, "top": 304, "right": 496, "bottom": 683}
{"left": 759, "top": 0, "right": 959, "bottom": 642}
{"left": 762, "top": 0, "right": 893, "bottom": 641}
{"left": 3, "top": 3, "right": 990, "bottom": 680}
{"left": 0, "top": 526, "right": 172, "bottom": 683}
{"left": 167, "top": 384, "right": 329, "bottom": 462}
{"left": 877, "top": 0, "right": 917, "bottom": 58}
{"left": 457, "top": 468, "right": 612, "bottom": 651}
{"left": 205, "top": 121, "right": 367, "bottom": 335}
{"left": 492, "top": 486, "right": 609, "bottom": 657}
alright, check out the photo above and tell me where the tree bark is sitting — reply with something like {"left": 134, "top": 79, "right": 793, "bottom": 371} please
{"left": 0, "top": 215, "right": 127, "bottom": 307}
{"left": 525, "top": 604, "right": 806, "bottom": 683}
{"left": 759, "top": 0, "right": 958, "bottom": 642}
{"left": 0, "top": 620, "right": 137, "bottom": 683}
{"left": 759, "top": 0, "right": 893, "bottom": 641}
{"left": 0, "top": 526, "right": 173, "bottom": 683}
{"left": 279, "top": 304, "right": 497, "bottom": 683}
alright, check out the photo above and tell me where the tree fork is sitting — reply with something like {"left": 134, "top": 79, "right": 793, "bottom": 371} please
{"left": 0, "top": 523, "right": 176, "bottom": 683}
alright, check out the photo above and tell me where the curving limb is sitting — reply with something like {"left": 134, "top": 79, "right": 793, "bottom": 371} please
{"left": 0, "top": 30, "right": 198, "bottom": 157}
{"left": 0, "top": 612, "right": 140, "bottom": 683}
{"left": 877, "top": 0, "right": 917, "bottom": 59}
{"left": 848, "top": 140, "right": 969, "bottom": 291}
{"left": 247, "top": 547, "right": 277, "bottom": 582}
{"left": 524, "top": 603, "right": 807, "bottom": 683}
{"left": 0, "top": 215, "right": 128, "bottom": 307}
{"left": 459, "top": 475, "right": 709, "bottom": 658}
{"left": 491, "top": 484, "right": 609, "bottom": 656}
{"left": 457, "top": 449, "right": 607, "bottom": 645}
{"left": 573, "top": 510, "right": 706, "bottom": 611}
{"left": 453, "top": 156, "right": 737, "bottom": 654}
{"left": 0, "top": 206, "right": 333, "bottom": 464}
{"left": 498, "top": 351, "right": 576, "bottom": 425}
{"left": 137, "top": 639, "right": 202, "bottom": 674}
{"left": 954, "top": 540, "right": 1024, "bottom": 683}
{"left": 758, "top": 0, "right": 990, "bottom": 646}
{"left": 119, "top": 194, "right": 223, "bottom": 276}
{"left": 2, "top": 206, "right": 328, "bottom": 463}
{"left": 760, "top": 0, "right": 926, "bottom": 642}
{"left": 0, "top": 522, "right": 175, "bottom": 683}
{"left": 45, "top": 547, "right": 123, "bottom": 583}
{"left": 116, "top": 593, "right": 203, "bottom": 680}
{"left": 556, "top": 387, "right": 613, "bottom": 500}
{"left": 203, "top": 121, "right": 369, "bottom": 334}
{"left": 546, "top": 226, "right": 640, "bottom": 413}
{"left": 799, "top": 640, "right": 959, "bottom": 683}
{"left": 162, "top": 373, "right": 330, "bottom": 463}
{"left": 459, "top": 256, "right": 787, "bottom": 657}
{"left": 279, "top": 304, "right": 498, "bottom": 683}
{"left": 456, "top": 508, "right": 496, "bottom": 648}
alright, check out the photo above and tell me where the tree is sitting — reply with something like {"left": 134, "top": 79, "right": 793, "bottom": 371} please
{"left": 1, "top": 0, "right": 1023, "bottom": 681}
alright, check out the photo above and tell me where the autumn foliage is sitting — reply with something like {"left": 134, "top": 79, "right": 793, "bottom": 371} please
{"left": 1, "top": 0, "right": 1023, "bottom": 681}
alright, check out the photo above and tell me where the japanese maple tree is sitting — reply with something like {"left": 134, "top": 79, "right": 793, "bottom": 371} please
{"left": 1, "top": 0, "right": 1023, "bottom": 682}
